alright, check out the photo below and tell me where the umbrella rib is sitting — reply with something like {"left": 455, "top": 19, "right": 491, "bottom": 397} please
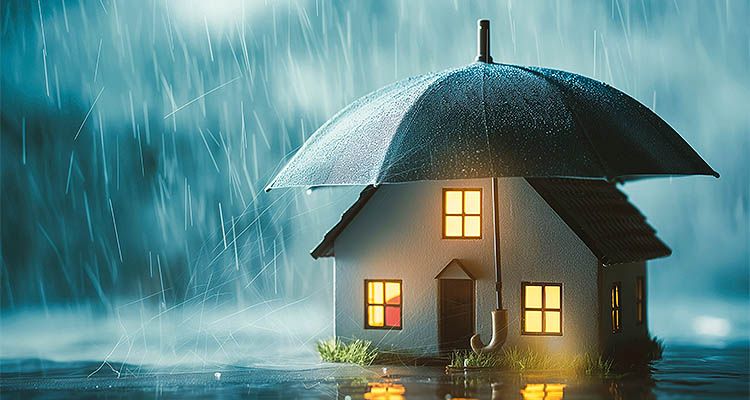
{"left": 508, "top": 64, "right": 614, "bottom": 180}
{"left": 375, "top": 70, "right": 458, "bottom": 183}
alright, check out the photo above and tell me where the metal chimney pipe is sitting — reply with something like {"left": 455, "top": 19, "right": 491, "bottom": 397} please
{"left": 476, "top": 19, "right": 493, "bottom": 63}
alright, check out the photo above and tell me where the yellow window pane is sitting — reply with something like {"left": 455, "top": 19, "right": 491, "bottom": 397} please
{"left": 445, "top": 191, "right": 463, "bottom": 214}
{"left": 525, "top": 310, "right": 542, "bottom": 333}
{"left": 464, "top": 216, "right": 481, "bottom": 237}
{"left": 368, "top": 305, "right": 384, "bottom": 327}
{"left": 385, "top": 282, "right": 401, "bottom": 305}
{"left": 545, "top": 311, "right": 561, "bottom": 333}
{"left": 368, "top": 282, "right": 383, "bottom": 304}
{"left": 464, "top": 190, "right": 481, "bottom": 214}
{"left": 525, "top": 285, "right": 542, "bottom": 308}
{"left": 445, "top": 216, "right": 463, "bottom": 237}
{"left": 545, "top": 286, "right": 561, "bottom": 309}
{"left": 615, "top": 286, "right": 619, "bottom": 307}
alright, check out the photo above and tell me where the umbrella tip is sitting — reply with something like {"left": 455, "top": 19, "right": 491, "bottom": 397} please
{"left": 476, "top": 19, "right": 493, "bottom": 63}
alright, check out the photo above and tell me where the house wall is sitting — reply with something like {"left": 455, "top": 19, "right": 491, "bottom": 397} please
{"left": 496, "top": 178, "right": 600, "bottom": 357}
{"left": 598, "top": 261, "right": 649, "bottom": 350}
{"left": 334, "top": 178, "right": 497, "bottom": 355}
{"left": 333, "top": 178, "right": 601, "bottom": 356}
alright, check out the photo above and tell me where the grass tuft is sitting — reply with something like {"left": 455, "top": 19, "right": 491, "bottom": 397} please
{"left": 499, "top": 346, "right": 556, "bottom": 370}
{"left": 577, "top": 352, "right": 614, "bottom": 376}
{"left": 316, "top": 338, "right": 378, "bottom": 366}
{"left": 606, "top": 335, "right": 664, "bottom": 365}
{"left": 646, "top": 336, "right": 664, "bottom": 360}
{"left": 449, "top": 346, "right": 615, "bottom": 376}
{"left": 449, "top": 350, "right": 502, "bottom": 368}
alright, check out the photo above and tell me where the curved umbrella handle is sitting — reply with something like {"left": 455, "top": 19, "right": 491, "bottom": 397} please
{"left": 470, "top": 309, "right": 508, "bottom": 354}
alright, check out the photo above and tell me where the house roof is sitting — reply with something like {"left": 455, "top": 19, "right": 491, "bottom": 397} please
{"left": 311, "top": 179, "right": 671, "bottom": 265}
{"left": 310, "top": 185, "right": 379, "bottom": 259}
{"left": 526, "top": 178, "right": 671, "bottom": 265}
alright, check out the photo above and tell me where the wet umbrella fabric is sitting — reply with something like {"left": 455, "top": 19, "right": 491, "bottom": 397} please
{"left": 267, "top": 62, "right": 717, "bottom": 190}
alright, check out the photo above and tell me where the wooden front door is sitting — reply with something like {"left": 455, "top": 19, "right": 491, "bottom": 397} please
{"left": 438, "top": 279, "right": 475, "bottom": 352}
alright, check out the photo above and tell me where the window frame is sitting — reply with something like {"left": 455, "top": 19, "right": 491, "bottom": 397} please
{"left": 363, "top": 279, "right": 403, "bottom": 330}
{"left": 636, "top": 276, "right": 645, "bottom": 325}
{"left": 441, "top": 188, "right": 483, "bottom": 239}
{"left": 520, "top": 281, "right": 563, "bottom": 336}
{"left": 611, "top": 282, "right": 622, "bottom": 333}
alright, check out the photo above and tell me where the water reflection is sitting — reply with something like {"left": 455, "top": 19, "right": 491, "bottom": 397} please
{"left": 363, "top": 381, "right": 405, "bottom": 400}
{"left": 3, "top": 347, "right": 746, "bottom": 398}
{"left": 436, "top": 368, "right": 657, "bottom": 400}
{"left": 520, "top": 383, "right": 566, "bottom": 400}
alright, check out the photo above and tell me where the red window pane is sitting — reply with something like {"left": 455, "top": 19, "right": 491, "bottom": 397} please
{"left": 385, "top": 306, "right": 401, "bottom": 328}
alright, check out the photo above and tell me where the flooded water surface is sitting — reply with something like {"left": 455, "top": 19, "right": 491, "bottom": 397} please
{"left": 1, "top": 346, "right": 747, "bottom": 399}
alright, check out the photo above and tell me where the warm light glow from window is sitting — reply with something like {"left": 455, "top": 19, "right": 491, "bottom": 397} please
{"left": 385, "top": 282, "right": 401, "bottom": 304}
{"left": 545, "top": 286, "right": 561, "bottom": 309}
{"left": 366, "top": 280, "right": 402, "bottom": 329}
{"left": 368, "top": 281, "right": 384, "bottom": 304}
{"left": 545, "top": 311, "right": 561, "bottom": 333}
{"left": 464, "top": 216, "right": 481, "bottom": 237}
{"left": 445, "top": 191, "right": 463, "bottom": 214}
{"left": 464, "top": 190, "right": 481, "bottom": 214}
{"left": 525, "top": 285, "right": 542, "bottom": 308}
{"left": 525, "top": 311, "right": 543, "bottom": 333}
{"left": 443, "top": 189, "right": 481, "bottom": 238}
{"left": 611, "top": 282, "right": 621, "bottom": 333}
{"left": 523, "top": 283, "right": 562, "bottom": 335}
{"left": 368, "top": 305, "right": 384, "bottom": 327}
{"left": 445, "top": 216, "right": 463, "bottom": 237}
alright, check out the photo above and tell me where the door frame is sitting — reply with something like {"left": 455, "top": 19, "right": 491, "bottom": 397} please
{"left": 437, "top": 278, "right": 476, "bottom": 353}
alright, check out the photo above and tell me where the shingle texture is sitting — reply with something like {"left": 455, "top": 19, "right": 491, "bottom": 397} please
{"left": 526, "top": 178, "right": 671, "bottom": 265}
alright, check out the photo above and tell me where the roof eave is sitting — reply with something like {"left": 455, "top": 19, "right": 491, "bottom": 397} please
{"left": 309, "top": 185, "right": 379, "bottom": 260}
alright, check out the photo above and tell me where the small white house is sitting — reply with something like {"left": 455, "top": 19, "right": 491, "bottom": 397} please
{"left": 311, "top": 177, "right": 669, "bottom": 356}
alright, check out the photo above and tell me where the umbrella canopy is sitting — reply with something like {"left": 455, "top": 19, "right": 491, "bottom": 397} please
{"left": 267, "top": 20, "right": 717, "bottom": 191}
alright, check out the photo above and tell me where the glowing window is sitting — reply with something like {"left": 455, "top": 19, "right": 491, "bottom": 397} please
{"left": 365, "top": 280, "right": 402, "bottom": 329}
{"left": 522, "top": 282, "right": 562, "bottom": 335}
{"left": 636, "top": 276, "right": 644, "bottom": 325}
{"left": 443, "top": 189, "right": 481, "bottom": 238}
{"left": 611, "top": 282, "right": 621, "bottom": 333}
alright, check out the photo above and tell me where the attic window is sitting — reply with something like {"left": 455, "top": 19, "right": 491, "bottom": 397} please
{"left": 443, "top": 189, "right": 481, "bottom": 238}
{"left": 521, "top": 282, "right": 562, "bottom": 335}
{"left": 611, "top": 282, "right": 622, "bottom": 333}
{"left": 365, "top": 280, "right": 402, "bottom": 329}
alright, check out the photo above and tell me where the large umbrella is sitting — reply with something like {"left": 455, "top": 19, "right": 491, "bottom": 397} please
{"left": 267, "top": 20, "right": 717, "bottom": 190}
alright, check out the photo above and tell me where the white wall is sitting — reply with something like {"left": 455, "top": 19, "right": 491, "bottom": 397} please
{"left": 334, "top": 178, "right": 496, "bottom": 354}
{"left": 333, "top": 178, "right": 601, "bottom": 356}
{"left": 496, "top": 178, "right": 600, "bottom": 357}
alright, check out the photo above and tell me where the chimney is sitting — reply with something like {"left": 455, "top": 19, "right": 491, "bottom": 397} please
{"left": 476, "top": 19, "right": 493, "bottom": 63}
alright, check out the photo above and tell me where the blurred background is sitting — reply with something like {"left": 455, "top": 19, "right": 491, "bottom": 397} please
{"left": 1, "top": 0, "right": 747, "bottom": 367}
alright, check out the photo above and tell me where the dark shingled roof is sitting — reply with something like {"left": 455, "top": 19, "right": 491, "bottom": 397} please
{"left": 526, "top": 178, "right": 671, "bottom": 265}
{"left": 311, "top": 185, "right": 379, "bottom": 259}
{"left": 312, "top": 179, "right": 671, "bottom": 265}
